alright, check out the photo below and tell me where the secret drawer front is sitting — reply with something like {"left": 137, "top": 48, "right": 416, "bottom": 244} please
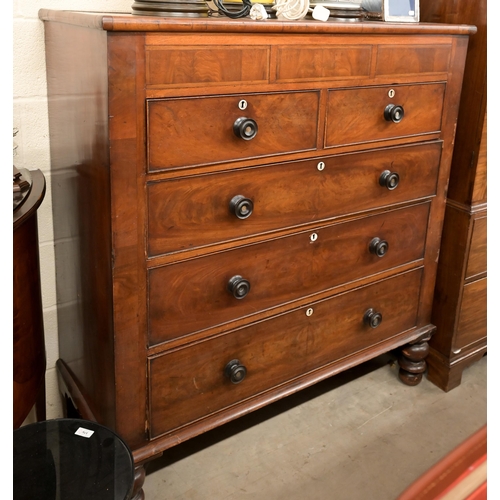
{"left": 147, "top": 142, "right": 441, "bottom": 256}
{"left": 149, "top": 268, "right": 422, "bottom": 438}
{"left": 325, "top": 83, "right": 445, "bottom": 147}
{"left": 147, "top": 91, "right": 319, "bottom": 171}
{"left": 148, "top": 202, "right": 429, "bottom": 345}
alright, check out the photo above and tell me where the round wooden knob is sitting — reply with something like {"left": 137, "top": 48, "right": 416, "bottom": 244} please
{"left": 233, "top": 117, "right": 258, "bottom": 140}
{"left": 224, "top": 359, "right": 247, "bottom": 384}
{"left": 369, "top": 237, "right": 389, "bottom": 257}
{"left": 230, "top": 195, "right": 253, "bottom": 219}
{"left": 384, "top": 104, "right": 404, "bottom": 123}
{"left": 363, "top": 308, "right": 383, "bottom": 328}
{"left": 227, "top": 275, "right": 251, "bottom": 299}
{"left": 379, "top": 170, "right": 400, "bottom": 190}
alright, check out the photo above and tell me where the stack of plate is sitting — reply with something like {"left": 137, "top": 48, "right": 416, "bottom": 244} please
{"left": 131, "top": 0, "right": 210, "bottom": 17}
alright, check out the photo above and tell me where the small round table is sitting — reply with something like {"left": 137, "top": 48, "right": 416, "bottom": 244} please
{"left": 13, "top": 419, "right": 135, "bottom": 500}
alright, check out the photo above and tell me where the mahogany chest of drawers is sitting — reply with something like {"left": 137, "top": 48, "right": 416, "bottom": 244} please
{"left": 421, "top": 0, "right": 487, "bottom": 392}
{"left": 39, "top": 10, "right": 473, "bottom": 498}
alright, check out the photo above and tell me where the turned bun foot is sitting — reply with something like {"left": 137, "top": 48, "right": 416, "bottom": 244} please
{"left": 398, "top": 331, "right": 433, "bottom": 386}
{"left": 399, "top": 370, "right": 423, "bottom": 386}
{"left": 131, "top": 465, "right": 146, "bottom": 500}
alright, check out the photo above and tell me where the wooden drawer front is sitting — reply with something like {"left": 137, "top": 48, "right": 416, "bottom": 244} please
{"left": 148, "top": 203, "right": 429, "bottom": 345}
{"left": 147, "top": 142, "right": 441, "bottom": 256}
{"left": 375, "top": 45, "right": 451, "bottom": 77}
{"left": 149, "top": 269, "right": 422, "bottom": 437}
{"left": 147, "top": 91, "right": 319, "bottom": 171}
{"left": 146, "top": 46, "right": 270, "bottom": 88}
{"left": 276, "top": 45, "right": 371, "bottom": 82}
{"left": 465, "top": 215, "right": 487, "bottom": 279}
{"left": 325, "top": 83, "right": 445, "bottom": 147}
{"left": 454, "top": 277, "right": 487, "bottom": 351}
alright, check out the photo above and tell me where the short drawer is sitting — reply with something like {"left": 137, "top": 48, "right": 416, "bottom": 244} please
{"left": 148, "top": 268, "right": 422, "bottom": 437}
{"left": 147, "top": 91, "right": 319, "bottom": 171}
{"left": 148, "top": 203, "right": 429, "bottom": 345}
{"left": 325, "top": 83, "right": 445, "bottom": 147}
{"left": 147, "top": 142, "right": 441, "bottom": 256}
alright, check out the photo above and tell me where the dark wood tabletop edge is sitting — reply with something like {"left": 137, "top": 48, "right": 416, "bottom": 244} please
{"left": 13, "top": 169, "right": 46, "bottom": 230}
{"left": 38, "top": 9, "right": 477, "bottom": 35}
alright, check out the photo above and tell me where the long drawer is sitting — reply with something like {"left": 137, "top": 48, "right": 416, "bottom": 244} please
{"left": 147, "top": 91, "right": 320, "bottom": 171}
{"left": 147, "top": 142, "right": 441, "bottom": 256}
{"left": 325, "top": 83, "right": 445, "bottom": 147}
{"left": 148, "top": 202, "right": 429, "bottom": 345}
{"left": 148, "top": 268, "right": 423, "bottom": 438}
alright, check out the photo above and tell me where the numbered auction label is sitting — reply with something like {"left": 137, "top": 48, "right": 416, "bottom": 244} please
{"left": 75, "top": 427, "right": 95, "bottom": 438}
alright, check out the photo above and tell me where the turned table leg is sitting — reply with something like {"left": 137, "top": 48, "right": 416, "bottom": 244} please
{"left": 398, "top": 330, "right": 434, "bottom": 386}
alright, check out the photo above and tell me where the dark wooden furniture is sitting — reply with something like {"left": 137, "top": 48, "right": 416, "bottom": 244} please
{"left": 420, "top": 0, "right": 487, "bottom": 391}
{"left": 39, "top": 11, "right": 473, "bottom": 498}
{"left": 13, "top": 418, "right": 135, "bottom": 500}
{"left": 13, "top": 168, "right": 46, "bottom": 429}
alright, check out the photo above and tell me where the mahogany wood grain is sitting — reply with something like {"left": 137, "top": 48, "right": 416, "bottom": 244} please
{"left": 465, "top": 214, "right": 487, "bottom": 280}
{"left": 421, "top": 0, "right": 486, "bottom": 206}
{"left": 43, "top": 20, "right": 116, "bottom": 428}
{"left": 325, "top": 83, "right": 445, "bottom": 148}
{"left": 147, "top": 91, "right": 320, "bottom": 170}
{"left": 147, "top": 142, "right": 441, "bottom": 256}
{"left": 426, "top": 346, "right": 485, "bottom": 393}
{"left": 13, "top": 170, "right": 46, "bottom": 429}
{"left": 472, "top": 112, "right": 487, "bottom": 203}
{"left": 149, "top": 269, "right": 422, "bottom": 437}
{"left": 375, "top": 44, "right": 451, "bottom": 76}
{"left": 146, "top": 45, "right": 270, "bottom": 87}
{"left": 144, "top": 33, "right": 456, "bottom": 90}
{"left": 431, "top": 204, "right": 473, "bottom": 354}
{"left": 38, "top": 10, "right": 476, "bottom": 36}
{"left": 454, "top": 278, "right": 487, "bottom": 351}
{"left": 107, "top": 33, "right": 150, "bottom": 448}
{"left": 411, "top": 35, "right": 468, "bottom": 333}
{"left": 39, "top": 11, "right": 472, "bottom": 481}
{"left": 422, "top": 0, "right": 487, "bottom": 391}
{"left": 148, "top": 203, "right": 429, "bottom": 344}
{"left": 275, "top": 45, "right": 372, "bottom": 81}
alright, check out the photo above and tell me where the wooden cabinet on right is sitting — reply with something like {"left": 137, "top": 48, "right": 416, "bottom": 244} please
{"left": 422, "top": 0, "right": 487, "bottom": 391}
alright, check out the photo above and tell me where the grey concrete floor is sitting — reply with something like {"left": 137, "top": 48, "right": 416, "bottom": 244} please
{"left": 143, "top": 354, "right": 487, "bottom": 500}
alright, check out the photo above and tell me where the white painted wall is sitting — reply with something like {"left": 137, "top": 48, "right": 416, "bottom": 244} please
{"left": 13, "top": 0, "right": 133, "bottom": 421}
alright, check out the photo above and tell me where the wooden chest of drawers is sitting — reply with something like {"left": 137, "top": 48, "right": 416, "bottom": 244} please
{"left": 39, "top": 10, "right": 473, "bottom": 498}
{"left": 421, "top": 0, "right": 487, "bottom": 392}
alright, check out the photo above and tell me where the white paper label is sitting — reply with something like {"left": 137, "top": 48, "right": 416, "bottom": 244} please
{"left": 75, "top": 427, "right": 95, "bottom": 438}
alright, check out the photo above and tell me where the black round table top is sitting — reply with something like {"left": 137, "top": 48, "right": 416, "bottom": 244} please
{"left": 13, "top": 418, "right": 135, "bottom": 500}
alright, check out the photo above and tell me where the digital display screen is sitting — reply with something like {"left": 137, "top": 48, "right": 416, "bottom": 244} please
{"left": 388, "top": 0, "right": 415, "bottom": 16}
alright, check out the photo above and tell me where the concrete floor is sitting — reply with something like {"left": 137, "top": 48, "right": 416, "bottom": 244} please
{"left": 143, "top": 354, "right": 487, "bottom": 500}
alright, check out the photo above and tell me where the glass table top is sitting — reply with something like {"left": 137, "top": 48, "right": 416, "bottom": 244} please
{"left": 13, "top": 418, "right": 135, "bottom": 500}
